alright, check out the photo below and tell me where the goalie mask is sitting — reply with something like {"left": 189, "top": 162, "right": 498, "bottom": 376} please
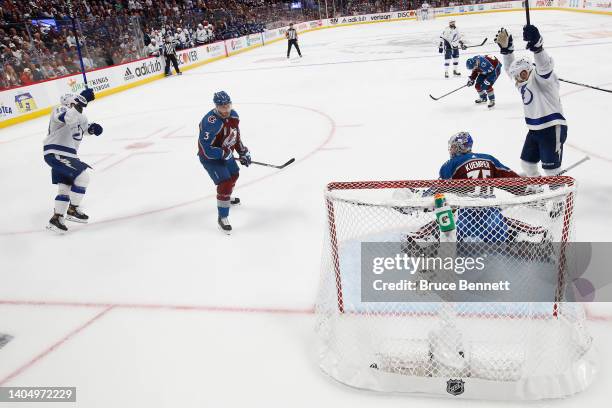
{"left": 448, "top": 131, "right": 473, "bottom": 158}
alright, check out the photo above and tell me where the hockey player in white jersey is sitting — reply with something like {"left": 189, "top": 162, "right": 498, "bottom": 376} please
{"left": 495, "top": 25, "right": 567, "bottom": 177}
{"left": 43, "top": 89, "right": 102, "bottom": 233}
{"left": 439, "top": 20, "right": 466, "bottom": 78}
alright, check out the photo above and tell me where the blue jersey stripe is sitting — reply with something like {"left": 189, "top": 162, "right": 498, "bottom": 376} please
{"left": 44, "top": 144, "right": 77, "bottom": 154}
{"left": 525, "top": 112, "right": 565, "bottom": 126}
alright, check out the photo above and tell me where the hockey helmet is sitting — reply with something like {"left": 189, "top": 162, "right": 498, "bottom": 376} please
{"left": 60, "top": 93, "right": 76, "bottom": 106}
{"left": 448, "top": 131, "right": 473, "bottom": 158}
{"left": 213, "top": 91, "right": 232, "bottom": 106}
{"left": 466, "top": 57, "right": 477, "bottom": 70}
{"left": 508, "top": 57, "right": 533, "bottom": 82}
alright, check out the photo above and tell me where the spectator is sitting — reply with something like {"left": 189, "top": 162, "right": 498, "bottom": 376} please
{"left": 32, "top": 63, "right": 45, "bottom": 81}
{"left": 20, "top": 67, "right": 34, "bottom": 85}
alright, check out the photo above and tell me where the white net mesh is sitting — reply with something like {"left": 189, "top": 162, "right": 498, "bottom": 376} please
{"left": 315, "top": 177, "right": 596, "bottom": 400}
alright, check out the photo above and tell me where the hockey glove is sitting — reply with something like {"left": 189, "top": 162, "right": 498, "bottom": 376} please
{"left": 466, "top": 78, "right": 475, "bottom": 87}
{"left": 80, "top": 88, "right": 95, "bottom": 102}
{"left": 460, "top": 42, "right": 467, "bottom": 50}
{"left": 494, "top": 28, "right": 514, "bottom": 55}
{"left": 88, "top": 123, "right": 103, "bottom": 136}
{"left": 523, "top": 25, "right": 543, "bottom": 53}
{"left": 438, "top": 45, "right": 443, "bottom": 54}
{"left": 239, "top": 151, "right": 252, "bottom": 167}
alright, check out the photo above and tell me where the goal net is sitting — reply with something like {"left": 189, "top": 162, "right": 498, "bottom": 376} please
{"left": 315, "top": 177, "right": 596, "bottom": 400}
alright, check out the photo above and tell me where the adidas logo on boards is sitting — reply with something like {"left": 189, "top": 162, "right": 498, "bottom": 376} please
{"left": 124, "top": 67, "right": 135, "bottom": 81}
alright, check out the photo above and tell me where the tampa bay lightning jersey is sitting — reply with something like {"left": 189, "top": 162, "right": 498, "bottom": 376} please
{"left": 439, "top": 152, "right": 518, "bottom": 180}
{"left": 440, "top": 27, "right": 464, "bottom": 49}
{"left": 43, "top": 105, "right": 89, "bottom": 158}
{"left": 197, "top": 108, "right": 247, "bottom": 160}
{"left": 503, "top": 50, "right": 566, "bottom": 130}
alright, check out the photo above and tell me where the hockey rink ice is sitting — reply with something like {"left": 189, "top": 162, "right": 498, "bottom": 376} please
{"left": 1, "top": 9, "right": 612, "bottom": 407}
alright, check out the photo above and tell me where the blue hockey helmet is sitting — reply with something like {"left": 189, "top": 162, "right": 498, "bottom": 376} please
{"left": 448, "top": 131, "right": 473, "bottom": 157}
{"left": 466, "top": 57, "right": 477, "bottom": 70}
{"left": 213, "top": 91, "right": 232, "bottom": 106}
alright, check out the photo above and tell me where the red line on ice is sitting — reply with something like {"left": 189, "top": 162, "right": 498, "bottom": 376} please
{"left": 0, "top": 299, "right": 314, "bottom": 315}
{"left": 0, "top": 306, "right": 114, "bottom": 386}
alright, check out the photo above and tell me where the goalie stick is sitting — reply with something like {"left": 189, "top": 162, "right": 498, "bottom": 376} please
{"left": 235, "top": 157, "right": 295, "bottom": 169}
{"left": 429, "top": 84, "right": 468, "bottom": 101}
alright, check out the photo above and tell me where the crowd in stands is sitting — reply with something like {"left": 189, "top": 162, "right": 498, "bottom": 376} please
{"left": 2, "top": 0, "right": 504, "bottom": 91}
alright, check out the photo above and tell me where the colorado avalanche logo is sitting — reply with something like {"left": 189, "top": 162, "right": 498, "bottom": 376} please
{"left": 207, "top": 115, "right": 217, "bottom": 124}
{"left": 520, "top": 85, "right": 534, "bottom": 105}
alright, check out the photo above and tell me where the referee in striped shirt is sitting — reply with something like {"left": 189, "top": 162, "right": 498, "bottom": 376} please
{"left": 286, "top": 23, "right": 302, "bottom": 59}
{"left": 163, "top": 34, "right": 182, "bottom": 77}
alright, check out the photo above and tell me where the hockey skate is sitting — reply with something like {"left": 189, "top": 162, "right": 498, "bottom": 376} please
{"left": 47, "top": 214, "right": 68, "bottom": 233}
{"left": 445, "top": 72, "right": 449, "bottom": 79}
{"left": 475, "top": 98, "right": 487, "bottom": 104}
{"left": 453, "top": 70, "right": 461, "bottom": 76}
{"left": 487, "top": 100, "right": 496, "bottom": 108}
{"left": 230, "top": 197, "right": 241, "bottom": 206}
{"left": 218, "top": 217, "right": 232, "bottom": 234}
{"left": 66, "top": 204, "right": 89, "bottom": 224}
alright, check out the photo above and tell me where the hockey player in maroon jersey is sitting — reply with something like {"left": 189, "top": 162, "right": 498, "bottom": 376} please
{"left": 466, "top": 55, "right": 503, "bottom": 108}
{"left": 439, "top": 132, "right": 519, "bottom": 180}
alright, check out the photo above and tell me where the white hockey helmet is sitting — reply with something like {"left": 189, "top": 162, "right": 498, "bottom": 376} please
{"left": 508, "top": 57, "right": 534, "bottom": 83}
{"left": 60, "top": 93, "right": 76, "bottom": 106}
{"left": 64, "top": 93, "right": 87, "bottom": 109}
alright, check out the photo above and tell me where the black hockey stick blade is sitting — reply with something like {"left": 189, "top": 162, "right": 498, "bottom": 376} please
{"left": 238, "top": 157, "right": 295, "bottom": 169}
{"left": 465, "top": 38, "right": 487, "bottom": 48}
{"left": 429, "top": 84, "right": 468, "bottom": 101}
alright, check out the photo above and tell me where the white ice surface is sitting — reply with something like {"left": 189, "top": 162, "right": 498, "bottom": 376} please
{"left": 1, "top": 9, "right": 612, "bottom": 407}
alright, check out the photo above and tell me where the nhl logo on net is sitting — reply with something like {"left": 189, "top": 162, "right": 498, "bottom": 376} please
{"left": 446, "top": 379, "right": 465, "bottom": 396}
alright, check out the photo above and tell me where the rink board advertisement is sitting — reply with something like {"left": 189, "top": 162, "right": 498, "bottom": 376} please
{"left": 0, "top": 41, "right": 227, "bottom": 127}
{"left": 1, "top": 0, "right": 611, "bottom": 128}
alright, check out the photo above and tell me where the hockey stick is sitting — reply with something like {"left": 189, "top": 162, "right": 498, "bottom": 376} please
{"left": 67, "top": 0, "right": 88, "bottom": 87}
{"left": 429, "top": 84, "right": 468, "bottom": 101}
{"left": 235, "top": 157, "right": 295, "bottom": 169}
{"left": 464, "top": 38, "right": 487, "bottom": 48}
{"left": 525, "top": 0, "right": 531, "bottom": 25}
{"left": 559, "top": 79, "right": 612, "bottom": 93}
{"left": 557, "top": 156, "right": 590, "bottom": 176}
